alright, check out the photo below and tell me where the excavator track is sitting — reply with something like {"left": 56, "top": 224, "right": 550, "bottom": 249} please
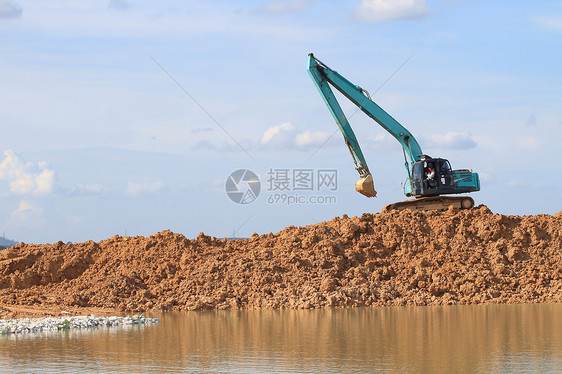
{"left": 382, "top": 196, "right": 475, "bottom": 212}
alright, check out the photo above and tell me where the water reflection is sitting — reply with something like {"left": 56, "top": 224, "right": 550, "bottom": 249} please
{"left": 1, "top": 304, "right": 561, "bottom": 373}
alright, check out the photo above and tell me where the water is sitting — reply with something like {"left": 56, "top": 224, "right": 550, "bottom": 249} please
{"left": 1, "top": 304, "right": 561, "bottom": 373}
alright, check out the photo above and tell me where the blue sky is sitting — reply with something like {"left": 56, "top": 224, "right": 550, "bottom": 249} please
{"left": 1, "top": 0, "right": 561, "bottom": 244}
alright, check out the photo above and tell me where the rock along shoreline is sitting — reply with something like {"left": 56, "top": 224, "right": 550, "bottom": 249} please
{"left": 0, "top": 314, "right": 160, "bottom": 335}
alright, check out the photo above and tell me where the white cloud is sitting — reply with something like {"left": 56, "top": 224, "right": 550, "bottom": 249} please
{"left": 67, "top": 184, "right": 106, "bottom": 197}
{"left": 478, "top": 172, "right": 495, "bottom": 184}
{"left": 363, "top": 132, "right": 397, "bottom": 150}
{"left": 355, "top": 0, "right": 429, "bottom": 23}
{"left": 35, "top": 162, "right": 55, "bottom": 195}
{"left": 0, "top": 0, "right": 22, "bottom": 19}
{"left": 0, "top": 150, "right": 55, "bottom": 195}
{"left": 421, "top": 132, "right": 477, "bottom": 150}
{"left": 295, "top": 131, "right": 332, "bottom": 148}
{"left": 260, "top": 0, "right": 311, "bottom": 14}
{"left": 261, "top": 122, "right": 297, "bottom": 148}
{"left": 10, "top": 200, "right": 44, "bottom": 227}
{"left": 261, "top": 122, "right": 336, "bottom": 151}
{"left": 126, "top": 180, "right": 164, "bottom": 196}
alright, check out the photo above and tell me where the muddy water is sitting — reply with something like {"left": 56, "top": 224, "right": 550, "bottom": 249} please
{"left": 1, "top": 304, "right": 561, "bottom": 373}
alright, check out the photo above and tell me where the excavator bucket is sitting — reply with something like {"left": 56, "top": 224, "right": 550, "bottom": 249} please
{"left": 355, "top": 175, "right": 377, "bottom": 197}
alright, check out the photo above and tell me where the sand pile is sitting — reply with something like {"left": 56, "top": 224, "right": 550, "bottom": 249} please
{"left": 1, "top": 206, "right": 561, "bottom": 318}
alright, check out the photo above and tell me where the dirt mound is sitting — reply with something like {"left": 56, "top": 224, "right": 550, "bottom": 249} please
{"left": 1, "top": 206, "right": 561, "bottom": 318}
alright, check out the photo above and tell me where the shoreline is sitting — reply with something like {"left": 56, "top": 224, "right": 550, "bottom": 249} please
{"left": 0, "top": 305, "right": 124, "bottom": 319}
{"left": 3, "top": 300, "right": 562, "bottom": 320}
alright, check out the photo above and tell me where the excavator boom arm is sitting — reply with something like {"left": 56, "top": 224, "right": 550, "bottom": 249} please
{"left": 307, "top": 54, "right": 423, "bottom": 165}
{"left": 307, "top": 57, "right": 371, "bottom": 177}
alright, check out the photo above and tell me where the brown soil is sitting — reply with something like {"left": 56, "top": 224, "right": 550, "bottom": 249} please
{"left": 1, "top": 205, "right": 561, "bottom": 318}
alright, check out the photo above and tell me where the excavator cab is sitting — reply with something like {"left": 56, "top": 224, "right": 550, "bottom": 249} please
{"left": 411, "top": 157, "right": 479, "bottom": 197}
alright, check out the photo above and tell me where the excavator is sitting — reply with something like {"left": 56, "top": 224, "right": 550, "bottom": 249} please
{"left": 307, "top": 53, "right": 480, "bottom": 211}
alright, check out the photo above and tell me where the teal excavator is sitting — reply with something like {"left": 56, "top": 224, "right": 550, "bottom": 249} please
{"left": 307, "top": 53, "right": 480, "bottom": 211}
